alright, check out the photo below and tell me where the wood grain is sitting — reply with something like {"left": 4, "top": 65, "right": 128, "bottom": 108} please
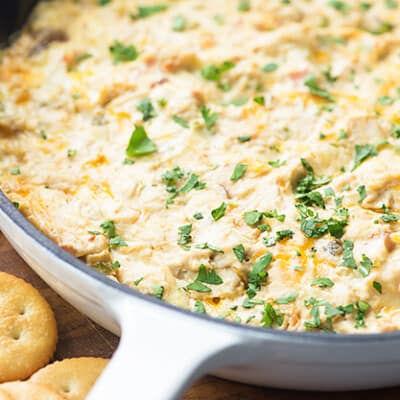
{"left": 1, "top": 232, "right": 399, "bottom": 399}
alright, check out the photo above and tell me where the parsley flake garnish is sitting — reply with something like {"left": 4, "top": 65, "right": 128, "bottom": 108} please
{"left": 341, "top": 240, "right": 357, "bottom": 269}
{"left": 275, "top": 292, "right": 298, "bottom": 304}
{"left": 211, "top": 202, "right": 227, "bottom": 221}
{"left": 352, "top": 144, "right": 377, "bottom": 171}
{"left": 262, "top": 303, "right": 283, "bottom": 328}
{"left": 126, "top": 125, "right": 157, "bottom": 157}
{"left": 186, "top": 264, "right": 223, "bottom": 292}
{"left": 230, "top": 163, "right": 247, "bottom": 182}
{"left": 131, "top": 4, "right": 168, "bottom": 19}
{"left": 304, "top": 75, "right": 335, "bottom": 102}
{"left": 311, "top": 277, "right": 335, "bottom": 288}
{"left": 200, "top": 105, "right": 218, "bottom": 129}
{"left": 109, "top": 41, "right": 138, "bottom": 64}
{"left": 137, "top": 98, "right": 157, "bottom": 121}
{"left": 172, "top": 115, "right": 189, "bottom": 128}
{"left": 247, "top": 253, "right": 272, "bottom": 298}
{"left": 177, "top": 224, "right": 192, "bottom": 246}
{"left": 233, "top": 244, "right": 246, "bottom": 262}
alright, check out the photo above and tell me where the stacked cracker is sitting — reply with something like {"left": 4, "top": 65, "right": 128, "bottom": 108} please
{"left": 0, "top": 272, "right": 108, "bottom": 399}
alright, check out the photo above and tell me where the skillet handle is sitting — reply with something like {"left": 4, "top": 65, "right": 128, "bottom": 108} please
{"left": 87, "top": 298, "right": 244, "bottom": 400}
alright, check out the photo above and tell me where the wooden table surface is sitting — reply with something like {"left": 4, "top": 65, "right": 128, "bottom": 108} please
{"left": 1, "top": 231, "right": 400, "bottom": 399}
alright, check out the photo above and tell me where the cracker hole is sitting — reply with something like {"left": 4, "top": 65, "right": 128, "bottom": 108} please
{"left": 19, "top": 307, "right": 26, "bottom": 316}
{"left": 11, "top": 331, "right": 21, "bottom": 340}
{"left": 61, "top": 385, "right": 71, "bottom": 394}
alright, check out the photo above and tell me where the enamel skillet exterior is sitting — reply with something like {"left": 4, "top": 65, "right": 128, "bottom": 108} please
{"left": 3, "top": 190, "right": 400, "bottom": 400}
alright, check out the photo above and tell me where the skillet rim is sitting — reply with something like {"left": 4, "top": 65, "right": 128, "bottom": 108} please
{"left": 1, "top": 189, "right": 400, "bottom": 344}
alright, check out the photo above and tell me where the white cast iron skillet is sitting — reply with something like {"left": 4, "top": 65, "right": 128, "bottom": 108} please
{"left": 2, "top": 189, "right": 400, "bottom": 399}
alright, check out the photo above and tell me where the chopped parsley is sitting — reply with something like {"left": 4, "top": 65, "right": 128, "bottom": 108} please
{"left": 328, "top": 0, "right": 350, "bottom": 13}
{"left": 359, "top": 254, "right": 373, "bottom": 277}
{"left": 67, "top": 149, "right": 77, "bottom": 158}
{"left": 233, "top": 244, "right": 246, "bottom": 262}
{"left": 172, "top": 115, "right": 189, "bottom": 128}
{"left": 126, "top": 125, "right": 157, "bottom": 157}
{"left": 238, "top": 0, "right": 251, "bottom": 11}
{"left": 341, "top": 240, "right": 357, "bottom": 269}
{"left": 373, "top": 281, "right": 382, "bottom": 294}
{"left": 262, "top": 63, "right": 278, "bottom": 73}
{"left": 194, "top": 300, "right": 206, "bottom": 314}
{"left": 200, "top": 105, "right": 218, "bottom": 129}
{"left": 186, "top": 264, "right": 223, "bottom": 292}
{"left": 137, "top": 98, "right": 157, "bottom": 121}
{"left": 263, "top": 230, "right": 294, "bottom": 247}
{"left": 172, "top": 15, "right": 186, "bottom": 31}
{"left": 195, "top": 242, "right": 224, "bottom": 253}
{"left": 247, "top": 253, "right": 272, "bottom": 298}
{"left": 131, "top": 4, "right": 168, "bottom": 19}
{"left": 10, "top": 167, "right": 21, "bottom": 175}
{"left": 201, "top": 61, "right": 235, "bottom": 82}
{"left": 237, "top": 135, "right": 251, "bottom": 143}
{"left": 109, "top": 41, "right": 138, "bottom": 64}
{"left": 177, "top": 224, "right": 192, "bottom": 246}
{"left": 161, "top": 167, "right": 206, "bottom": 207}
{"left": 355, "top": 301, "right": 369, "bottom": 328}
{"left": 352, "top": 144, "right": 377, "bottom": 171}
{"left": 304, "top": 75, "right": 335, "bottom": 102}
{"left": 230, "top": 163, "right": 247, "bottom": 182}
{"left": 100, "top": 220, "right": 127, "bottom": 249}
{"left": 253, "top": 96, "right": 265, "bottom": 105}
{"left": 193, "top": 212, "right": 203, "bottom": 220}
{"left": 268, "top": 159, "right": 286, "bottom": 168}
{"left": 311, "top": 277, "right": 335, "bottom": 288}
{"left": 244, "top": 210, "right": 263, "bottom": 226}
{"left": 275, "top": 292, "right": 298, "bottom": 304}
{"left": 211, "top": 202, "right": 227, "bottom": 221}
{"left": 262, "top": 303, "right": 283, "bottom": 328}
{"left": 152, "top": 285, "right": 164, "bottom": 300}
{"left": 357, "top": 185, "right": 367, "bottom": 203}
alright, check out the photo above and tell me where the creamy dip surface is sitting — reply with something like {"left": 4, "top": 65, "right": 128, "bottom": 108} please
{"left": 2, "top": 0, "right": 400, "bottom": 333}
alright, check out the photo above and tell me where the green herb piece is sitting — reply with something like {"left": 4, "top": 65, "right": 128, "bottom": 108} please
{"left": 194, "top": 300, "right": 206, "bottom": 314}
{"left": 211, "top": 202, "right": 227, "bottom": 221}
{"left": 257, "top": 224, "right": 271, "bottom": 232}
{"left": 253, "top": 96, "right": 265, "bottom": 105}
{"left": 357, "top": 185, "right": 367, "bottom": 203}
{"left": 328, "top": 0, "right": 350, "bottom": 13}
{"left": 247, "top": 253, "right": 272, "bottom": 297}
{"left": 137, "top": 98, "right": 157, "bottom": 121}
{"left": 355, "top": 301, "right": 369, "bottom": 328}
{"left": 172, "top": 15, "right": 186, "bottom": 31}
{"left": 268, "top": 159, "right": 286, "bottom": 168}
{"left": 180, "top": 173, "right": 205, "bottom": 193}
{"left": 352, "top": 144, "right": 377, "bottom": 171}
{"left": 195, "top": 242, "right": 224, "bottom": 253}
{"left": 100, "top": 220, "right": 116, "bottom": 238}
{"left": 152, "top": 285, "right": 164, "bottom": 299}
{"left": 341, "top": 240, "right": 357, "bottom": 269}
{"left": 373, "top": 281, "right": 382, "bottom": 294}
{"left": 311, "top": 277, "right": 335, "bottom": 288}
{"left": 178, "top": 224, "right": 192, "bottom": 246}
{"left": 275, "top": 292, "right": 298, "bottom": 304}
{"left": 12, "top": 202, "right": 20, "bottom": 209}
{"left": 242, "top": 298, "right": 264, "bottom": 308}
{"left": 109, "top": 41, "right": 138, "bottom": 64}
{"left": 231, "top": 163, "right": 247, "bottom": 182}
{"left": 233, "top": 244, "right": 246, "bottom": 262}
{"left": 244, "top": 210, "right": 263, "bottom": 226}
{"left": 201, "top": 61, "right": 235, "bottom": 82}
{"left": 262, "top": 63, "right": 278, "bottom": 73}
{"left": 276, "top": 229, "right": 294, "bottom": 241}
{"left": 39, "top": 130, "right": 48, "bottom": 140}
{"left": 133, "top": 277, "right": 143, "bottom": 286}
{"left": 366, "top": 21, "right": 394, "bottom": 35}
{"left": 109, "top": 236, "right": 128, "bottom": 248}
{"left": 385, "top": 0, "right": 398, "bottom": 9}
{"left": 391, "top": 123, "right": 400, "bottom": 138}
{"left": 304, "top": 75, "right": 335, "bottom": 102}
{"left": 67, "top": 149, "right": 77, "bottom": 158}
{"left": 238, "top": 0, "right": 251, "bottom": 11}
{"left": 237, "top": 135, "right": 251, "bottom": 142}
{"left": 262, "top": 303, "right": 283, "bottom": 328}
{"left": 172, "top": 115, "right": 189, "bottom": 128}
{"left": 264, "top": 209, "right": 286, "bottom": 222}
{"left": 359, "top": 254, "right": 373, "bottom": 277}
{"left": 132, "top": 4, "right": 167, "bottom": 19}
{"left": 193, "top": 212, "right": 203, "bottom": 220}
{"left": 200, "top": 105, "right": 218, "bottom": 129}
{"left": 378, "top": 96, "right": 394, "bottom": 106}
{"left": 186, "top": 264, "right": 223, "bottom": 293}
{"left": 10, "top": 167, "right": 21, "bottom": 175}
{"left": 98, "top": 0, "right": 111, "bottom": 4}
{"left": 126, "top": 125, "right": 157, "bottom": 157}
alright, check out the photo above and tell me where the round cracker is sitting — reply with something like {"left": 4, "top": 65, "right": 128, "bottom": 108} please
{"left": 30, "top": 357, "right": 108, "bottom": 400}
{"left": 0, "top": 272, "right": 57, "bottom": 382}
{"left": 0, "top": 382, "right": 65, "bottom": 400}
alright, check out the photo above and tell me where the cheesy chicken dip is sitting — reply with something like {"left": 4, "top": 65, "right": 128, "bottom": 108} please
{"left": 1, "top": 0, "right": 400, "bottom": 333}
